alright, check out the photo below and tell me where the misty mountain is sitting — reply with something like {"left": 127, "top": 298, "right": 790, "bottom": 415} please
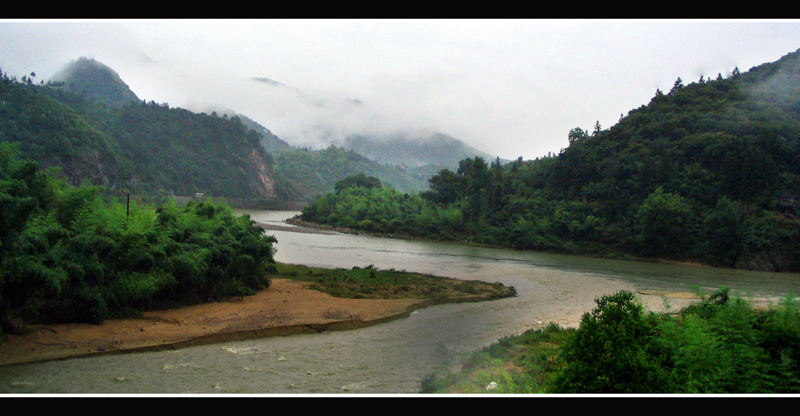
{"left": 186, "top": 104, "right": 434, "bottom": 201}
{"left": 49, "top": 57, "right": 140, "bottom": 107}
{"left": 340, "top": 131, "right": 503, "bottom": 168}
{"left": 0, "top": 60, "right": 284, "bottom": 206}
{"left": 181, "top": 104, "right": 294, "bottom": 157}
{"left": 273, "top": 145, "right": 435, "bottom": 202}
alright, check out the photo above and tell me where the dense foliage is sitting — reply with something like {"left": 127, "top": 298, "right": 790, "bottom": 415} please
{"left": 554, "top": 290, "right": 800, "bottom": 393}
{"left": 422, "top": 290, "right": 800, "bottom": 394}
{"left": 0, "top": 144, "right": 277, "bottom": 336}
{"left": 301, "top": 50, "right": 800, "bottom": 271}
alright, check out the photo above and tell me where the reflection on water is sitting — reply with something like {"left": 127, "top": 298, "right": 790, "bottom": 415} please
{"left": 1, "top": 210, "right": 798, "bottom": 394}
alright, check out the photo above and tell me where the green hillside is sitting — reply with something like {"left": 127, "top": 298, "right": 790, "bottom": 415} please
{"left": 300, "top": 49, "right": 800, "bottom": 272}
{"left": 0, "top": 61, "right": 282, "bottom": 205}
{"left": 49, "top": 57, "right": 141, "bottom": 107}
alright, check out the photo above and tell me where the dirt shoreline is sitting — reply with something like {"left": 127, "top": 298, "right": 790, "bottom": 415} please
{"left": 0, "top": 279, "right": 712, "bottom": 368}
{"left": 0, "top": 279, "right": 437, "bottom": 367}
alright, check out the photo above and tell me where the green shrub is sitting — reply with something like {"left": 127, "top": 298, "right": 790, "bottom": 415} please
{"left": 551, "top": 291, "right": 675, "bottom": 393}
{"left": 549, "top": 289, "right": 800, "bottom": 393}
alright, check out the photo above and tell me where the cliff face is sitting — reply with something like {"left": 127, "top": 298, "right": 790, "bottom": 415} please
{"left": 249, "top": 147, "right": 277, "bottom": 199}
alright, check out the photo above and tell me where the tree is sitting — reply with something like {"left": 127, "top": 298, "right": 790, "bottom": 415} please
{"left": 334, "top": 173, "right": 382, "bottom": 193}
{"left": 551, "top": 291, "right": 674, "bottom": 393}
{"left": 457, "top": 157, "right": 489, "bottom": 223}
{"left": 592, "top": 121, "right": 602, "bottom": 135}
{"left": 0, "top": 143, "right": 54, "bottom": 263}
{"left": 567, "top": 127, "right": 589, "bottom": 145}
{"left": 634, "top": 187, "right": 694, "bottom": 257}
{"left": 669, "top": 77, "right": 684, "bottom": 94}
{"left": 703, "top": 197, "right": 744, "bottom": 266}
{"left": 422, "top": 168, "right": 464, "bottom": 205}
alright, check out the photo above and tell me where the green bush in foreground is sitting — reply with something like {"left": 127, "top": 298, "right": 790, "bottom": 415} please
{"left": 551, "top": 291, "right": 676, "bottom": 393}
{"left": 553, "top": 289, "right": 800, "bottom": 393}
{"left": 423, "top": 289, "right": 800, "bottom": 394}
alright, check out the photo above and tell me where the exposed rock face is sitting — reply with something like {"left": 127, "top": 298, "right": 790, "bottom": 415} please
{"left": 249, "top": 147, "right": 277, "bottom": 199}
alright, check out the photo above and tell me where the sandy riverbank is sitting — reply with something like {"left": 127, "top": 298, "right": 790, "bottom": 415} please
{"left": 0, "top": 279, "right": 432, "bottom": 367}
{"left": 0, "top": 279, "right": 710, "bottom": 368}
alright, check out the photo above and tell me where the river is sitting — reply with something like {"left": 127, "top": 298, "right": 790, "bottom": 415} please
{"left": 1, "top": 210, "right": 798, "bottom": 395}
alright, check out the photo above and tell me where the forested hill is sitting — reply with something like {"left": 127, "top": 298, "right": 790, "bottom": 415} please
{"left": 0, "top": 59, "right": 284, "bottom": 205}
{"left": 49, "top": 57, "right": 141, "bottom": 107}
{"left": 300, "top": 48, "right": 800, "bottom": 272}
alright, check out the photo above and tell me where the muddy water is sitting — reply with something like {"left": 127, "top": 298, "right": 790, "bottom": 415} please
{"left": 1, "top": 210, "right": 798, "bottom": 394}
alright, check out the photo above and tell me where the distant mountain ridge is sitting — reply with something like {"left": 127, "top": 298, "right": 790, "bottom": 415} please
{"left": 341, "top": 131, "right": 503, "bottom": 168}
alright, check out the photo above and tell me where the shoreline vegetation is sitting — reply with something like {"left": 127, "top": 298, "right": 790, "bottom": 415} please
{"left": 0, "top": 261, "right": 516, "bottom": 367}
{"left": 284, "top": 215, "right": 735, "bottom": 271}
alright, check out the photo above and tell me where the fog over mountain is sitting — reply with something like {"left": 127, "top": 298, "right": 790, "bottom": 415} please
{"left": 3, "top": 19, "right": 800, "bottom": 160}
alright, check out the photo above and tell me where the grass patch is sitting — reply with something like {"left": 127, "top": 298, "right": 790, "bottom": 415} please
{"left": 272, "top": 263, "right": 516, "bottom": 302}
{"left": 420, "top": 323, "right": 573, "bottom": 394}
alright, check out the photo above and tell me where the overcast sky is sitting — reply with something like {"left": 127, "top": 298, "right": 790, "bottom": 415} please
{"left": 2, "top": 19, "right": 799, "bottom": 160}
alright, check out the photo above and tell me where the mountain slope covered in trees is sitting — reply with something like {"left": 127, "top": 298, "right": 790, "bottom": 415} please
{"left": 0, "top": 58, "right": 282, "bottom": 205}
{"left": 301, "top": 49, "right": 800, "bottom": 272}
{"left": 49, "top": 57, "right": 141, "bottom": 107}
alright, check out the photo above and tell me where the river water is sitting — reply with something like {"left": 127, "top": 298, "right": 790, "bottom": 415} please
{"left": 1, "top": 210, "right": 798, "bottom": 395}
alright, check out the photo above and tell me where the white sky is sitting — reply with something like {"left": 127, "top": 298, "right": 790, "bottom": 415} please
{"left": 1, "top": 19, "right": 799, "bottom": 160}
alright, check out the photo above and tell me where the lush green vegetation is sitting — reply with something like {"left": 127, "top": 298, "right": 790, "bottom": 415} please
{"left": 422, "top": 289, "right": 800, "bottom": 394}
{"left": 0, "top": 143, "right": 277, "bottom": 337}
{"left": 300, "top": 50, "right": 800, "bottom": 271}
{"left": 274, "top": 263, "right": 516, "bottom": 301}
